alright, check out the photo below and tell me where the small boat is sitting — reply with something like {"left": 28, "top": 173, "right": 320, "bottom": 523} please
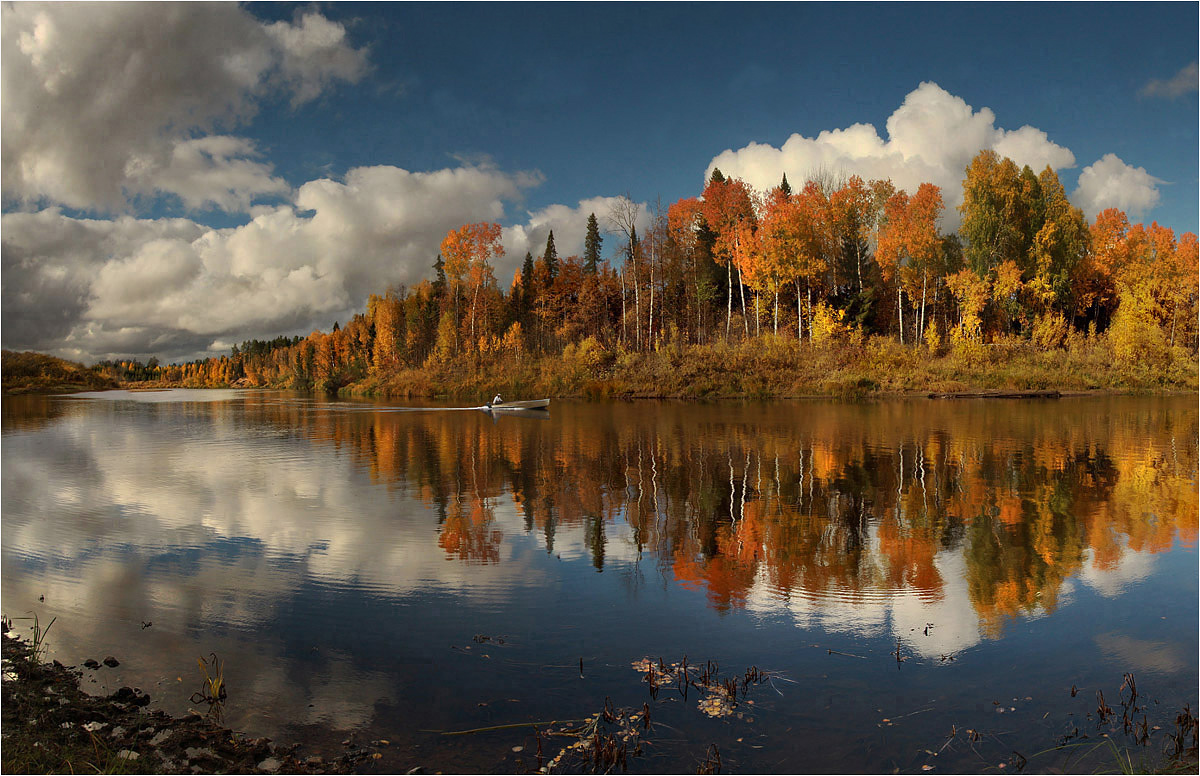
{"left": 482, "top": 398, "right": 550, "bottom": 411}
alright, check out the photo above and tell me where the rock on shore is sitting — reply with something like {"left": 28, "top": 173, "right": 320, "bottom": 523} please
{"left": 1, "top": 632, "right": 382, "bottom": 774}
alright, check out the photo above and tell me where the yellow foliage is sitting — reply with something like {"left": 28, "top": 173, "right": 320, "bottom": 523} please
{"left": 810, "top": 302, "right": 848, "bottom": 345}
{"left": 1108, "top": 287, "right": 1169, "bottom": 366}
{"left": 1030, "top": 312, "right": 1069, "bottom": 350}
{"left": 923, "top": 321, "right": 942, "bottom": 353}
{"left": 501, "top": 321, "right": 525, "bottom": 357}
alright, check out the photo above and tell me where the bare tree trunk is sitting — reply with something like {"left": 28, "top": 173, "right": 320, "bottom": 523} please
{"left": 796, "top": 279, "right": 803, "bottom": 341}
{"left": 648, "top": 242, "right": 655, "bottom": 348}
{"left": 919, "top": 269, "right": 927, "bottom": 346}
{"left": 807, "top": 282, "right": 813, "bottom": 344}
{"left": 898, "top": 284, "right": 905, "bottom": 345}
{"left": 774, "top": 288, "right": 779, "bottom": 335}
{"left": 634, "top": 258, "right": 641, "bottom": 351}
{"left": 620, "top": 265, "right": 627, "bottom": 347}
{"left": 1170, "top": 299, "right": 1178, "bottom": 347}
{"left": 726, "top": 262, "right": 733, "bottom": 340}
{"left": 737, "top": 262, "right": 749, "bottom": 338}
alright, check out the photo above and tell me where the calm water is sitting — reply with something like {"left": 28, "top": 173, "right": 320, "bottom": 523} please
{"left": 2, "top": 391, "right": 1196, "bottom": 773}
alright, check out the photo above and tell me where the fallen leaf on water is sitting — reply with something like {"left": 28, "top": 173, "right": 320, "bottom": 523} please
{"left": 512, "top": 746, "right": 523, "bottom": 753}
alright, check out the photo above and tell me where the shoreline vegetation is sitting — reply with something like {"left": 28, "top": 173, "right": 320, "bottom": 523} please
{"left": 5, "top": 151, "right": 1198, "bottom": 400}
{"left": 5, "top": 335, "right": 1196, "bottom": 401}
{"left": 1, "top": 350, "right": 119, "bottom": 396}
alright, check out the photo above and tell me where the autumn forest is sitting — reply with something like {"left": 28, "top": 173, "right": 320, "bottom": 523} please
{"left": 97, "top": 150, "right": 1199, "bottom": 396}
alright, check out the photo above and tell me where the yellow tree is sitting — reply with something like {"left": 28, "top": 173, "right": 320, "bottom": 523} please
{"left": 701, "top": 175, "right": 758, "bottom": 338}
{"left": 877, "top": 184, "right": 944, "bottom": 344}
{"left": 440, "top": 222, "right": 503, "bottom": 354}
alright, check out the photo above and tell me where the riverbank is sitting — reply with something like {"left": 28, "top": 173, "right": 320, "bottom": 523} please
{"left": 1, "top": 631, "right": 384, "bottom": 774}
{"left": 1, "top": 350, "right": 119, "bottom": 395}
{"left": 337, "top": 336, "right": 1198, "bottom": 401}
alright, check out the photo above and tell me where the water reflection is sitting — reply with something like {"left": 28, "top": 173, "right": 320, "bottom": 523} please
{"left": 1, "top": 392, "right": 1195, "bottom": 770}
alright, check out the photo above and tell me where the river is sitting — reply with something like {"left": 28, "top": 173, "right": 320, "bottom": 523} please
{"left": 2, "top": 391, "right": 1196, "bottom": 773}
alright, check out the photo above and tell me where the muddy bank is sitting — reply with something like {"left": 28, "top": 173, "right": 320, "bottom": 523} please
{"left": 1, "top": 632, "right": 388, "bottom": 774}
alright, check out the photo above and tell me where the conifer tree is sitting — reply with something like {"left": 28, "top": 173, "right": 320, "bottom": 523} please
{"left": 779, "top": 173, "right": 792, "bottom": 197}
{"left": 432, "top": 254, "right": 447, "bottom": 296}
{"left": 521, "top": 251, "right": 536, "bottom": 296}
{"left": 709, "top": 168, "right": 726, "bottom": 185}
{"left": 583, "top": 213, "right": 603, "bottom": 274}
{"left": 543, "top": 229, "right": 559, "bottom": 279}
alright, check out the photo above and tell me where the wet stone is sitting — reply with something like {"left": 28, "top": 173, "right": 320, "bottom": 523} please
{"left": 257, "top": 756, "right": 282, "bottom": 772}
{"left": 102, "top": 656, "right": 120, "bottom": 668}
{"left": 185, "top": 746, "right": 215, "bottom": 762}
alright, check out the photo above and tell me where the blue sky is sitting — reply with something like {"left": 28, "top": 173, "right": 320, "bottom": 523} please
{"left": 2, "top": 2, "right": 1196, "bottom": 363}
{"left": 243, "top": 2, "right": 1199, "bottom": 227}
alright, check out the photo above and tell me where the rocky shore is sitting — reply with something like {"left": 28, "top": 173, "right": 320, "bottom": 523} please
{"left": 1, "top": 632, "right": 384, "bottom": 774}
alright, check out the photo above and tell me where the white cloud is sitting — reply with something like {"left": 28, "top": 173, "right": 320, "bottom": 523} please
{"left": 2, "top": 164, "right": 539, "bottom": 363}
{"left": 1140, "top": 62, "right": 1199, "bottom": 99}
{"left": 501, "top": 195, "right": 652, "bottom": 283}
{"left": 1, "top": 4, "right": 366, "bottom": 212}
{"left": 1071, "top": 153, "right": 1163, "bottom": 220}
{"left": 706, "top": 82, "right": 1076, "bottom": 228}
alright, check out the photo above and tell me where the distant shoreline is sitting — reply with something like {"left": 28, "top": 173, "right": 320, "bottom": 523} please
{"left": 5, "top": 340, "right": 1196, "bottom": 400}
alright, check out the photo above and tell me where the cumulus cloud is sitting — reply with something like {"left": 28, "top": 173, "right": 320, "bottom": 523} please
{"left": 501, "top": 195, "right": 652, "bottom": 282}
{"left": 1, "top": 164, "right": 540, "bottom": 363}
{"left": 1071, "top": 153, "right": 1163, "bottom": 220}
{"left": 1, "top": 4, "right": 366, "bottom": 212}
{"left": 705, "top": 81, "right": 1076, "bottom": 227}
{"left": 1139, "top": 62, "right": 1199, "bottom": 99}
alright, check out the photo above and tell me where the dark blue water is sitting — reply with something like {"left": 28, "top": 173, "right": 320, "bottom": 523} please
{"left": 2, "top": 391, "right": 1196, "bottom": 773}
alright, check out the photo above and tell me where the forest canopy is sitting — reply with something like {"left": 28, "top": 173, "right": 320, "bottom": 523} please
{"left": 92, "top": 151, "right": 1198, "bottom": 397}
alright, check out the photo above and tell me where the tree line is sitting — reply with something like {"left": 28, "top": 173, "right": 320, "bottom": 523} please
{"left": 109, "top": 149, "right": 1197, "bottom": 391}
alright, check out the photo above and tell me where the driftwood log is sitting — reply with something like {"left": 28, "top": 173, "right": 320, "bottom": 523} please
{"left": 928, "top": 390, "right": 1062, "bottom": 399}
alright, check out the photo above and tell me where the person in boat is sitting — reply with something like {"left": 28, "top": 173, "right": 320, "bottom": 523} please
{"left": 489, "top": 394, "right": 503, "bottom": 408}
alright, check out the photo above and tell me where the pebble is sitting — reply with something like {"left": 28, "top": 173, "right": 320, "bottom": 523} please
{"left": 185, "top": 746, "right": 215, "bottom": 762}
{"left": 83, "top": 659, "right": 100, "bottom": 669}
{"left": 257, "top": 756, "right": 282, "bottom": 772}
{"left": 103, "top": 656, "right": 120, "bottom": 667}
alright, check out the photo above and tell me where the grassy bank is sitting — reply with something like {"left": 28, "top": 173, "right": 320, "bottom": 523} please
{"left": 2, "top": 350, "right": 118, "bottom": 395}
{"left": 338, "top": 335, "right": 1198, "bottom": 401}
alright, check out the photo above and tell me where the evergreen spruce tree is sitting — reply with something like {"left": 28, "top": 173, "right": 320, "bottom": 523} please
{"left": 709, "top": 168, "right": 726, "bottom": 185}
{"left": 432, "top": 254, "right": 447, "bottom": 296}
{"left": 520, "top": 251, "right": 536, "bottom": 316}
{"left": 521, "top": 251, "right": 536, "bottom": 293}
{"left": 779, "top": 173, "right": 792, "bottom": 197}
{"left": 543, "top": 230, "right": 559, "bottom": 279}
{"left": 583, "top": 213, "right": 603, "bottom": 274}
